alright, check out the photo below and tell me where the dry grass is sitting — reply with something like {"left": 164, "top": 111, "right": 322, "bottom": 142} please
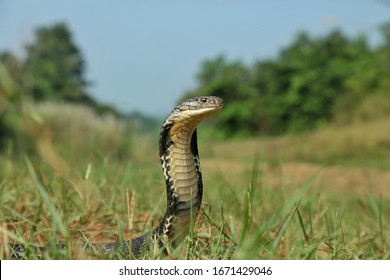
{"left": 210, "top": 117, "right": 390, "bottom": 169}
{"left": 0, "top": 101, "right": 389, "bottom": 259}
{"left": 32, "top": 102, "right": 132, "bottom": 160}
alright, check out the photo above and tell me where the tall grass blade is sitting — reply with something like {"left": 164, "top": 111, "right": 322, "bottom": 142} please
{"left": 25, "top": 157, "right": 68, "bottom": 238}
{"left": 378, "top": 196, "right": 385, "bottom": 254}
{"left": 296, "top": 207, "right": 310, "bottom": 244}
{"left": 239, "top": 153, "right": 260, "bottom": 244}
{"left": 271, "top": 202, "right": 299, "bottom": 251}
{"left": 28, "top": 199, "right": 44, "bottom": 244}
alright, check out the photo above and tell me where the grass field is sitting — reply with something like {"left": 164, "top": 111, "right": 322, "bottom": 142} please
{"left": 0, "top": 103, "right": 389, "bottom": 259}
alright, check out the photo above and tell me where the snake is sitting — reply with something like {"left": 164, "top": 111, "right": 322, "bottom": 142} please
{"left": 9, "top": 96, "right": 223, "bottom": 258}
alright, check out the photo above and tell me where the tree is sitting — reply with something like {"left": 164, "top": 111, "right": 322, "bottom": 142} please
{"left": 23, "top": 22, "right": 90, "bottom": 103}
{"left": 183, "top": 24, "right": 390, "bottom": 138}
{"left": 0, "top": 51, "right": 23, "bottom": 86}
{"left": 0, "top": 54, "right": 32, "bottom": 153}
{"left": 183, "top": 55, "right": 261, "bottom": 137}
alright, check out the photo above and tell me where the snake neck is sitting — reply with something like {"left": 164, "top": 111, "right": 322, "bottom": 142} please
{"left": 156, "top": 120, "right": 203, "bottom": 247}
{"left": 128, "top": 96, "right": 222, "bottom": 256}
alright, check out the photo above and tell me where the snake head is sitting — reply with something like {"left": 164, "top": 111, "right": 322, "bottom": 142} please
{"left": 160, "top": 96, "right": 223, "bottom": 154}
{"left": 170, "top": 96, "right": 224, "bottom": 124}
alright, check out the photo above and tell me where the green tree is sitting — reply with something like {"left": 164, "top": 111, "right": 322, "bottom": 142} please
{"left": 0, "top": 55, "right": 32, "bottom": 153}
{"left": 184, "top": 24, "right": 390, "bottom": 138}
{"left": 184, "top": 55, "right": 260, "bottom": 137}
{"left": 0, "top": 51, "right": 23, "bottom": 86}
{"left": 255, "top": 30, "right": 375, "bottom": 134}
{"left": 23, "top": 22, "right": 91, "bottom": 103}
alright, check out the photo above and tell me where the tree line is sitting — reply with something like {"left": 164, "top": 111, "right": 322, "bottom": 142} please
{"left": 183, "top": 23, "right": 390, "bottom": 137}
{"left": 0, "top": 23, "right": 120, "bottom": 116}
{"left": 1, "top": 22, "right": 390, "bottom": 143}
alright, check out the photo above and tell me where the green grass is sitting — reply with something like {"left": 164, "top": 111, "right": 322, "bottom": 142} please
{"left": 1, "top": 132, "right": 389, "bottom": 259}
{"left": 0, "top": 94, "right": 389, "bottom": 259}
{"left": 209, "top": 117, "right": 390, "bottom": 170}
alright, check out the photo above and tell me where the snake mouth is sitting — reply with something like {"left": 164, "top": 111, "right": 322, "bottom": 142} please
{"left": 175, "top": 96, "right": 224, "bottom": 122}
{"left": 184, "top": 106, "right": 222, "bottom": 119}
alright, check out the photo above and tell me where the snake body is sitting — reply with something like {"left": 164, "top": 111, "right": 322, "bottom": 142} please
{"left": 10, "top": 96, "right": 223, "bottom": 258}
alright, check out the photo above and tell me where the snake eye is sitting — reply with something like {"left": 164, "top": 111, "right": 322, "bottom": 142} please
{"left": 200, "top": 98, "right": 207, "bottom": 103}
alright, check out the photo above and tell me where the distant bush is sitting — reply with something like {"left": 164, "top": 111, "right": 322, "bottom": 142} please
{"left": 34, "top": 102, "right": 132, "bottom": 161}
{"left": 184, "top": 23, "right": 390, "bottom": 138}
{"left": 0, "top": 60, "right": 33, "bottom": 154}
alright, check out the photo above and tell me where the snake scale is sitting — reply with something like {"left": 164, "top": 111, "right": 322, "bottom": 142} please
{"left": 9, "top": 96, "right": 223, "bottom": 258}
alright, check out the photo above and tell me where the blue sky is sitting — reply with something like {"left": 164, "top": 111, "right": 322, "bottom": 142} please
{"left": 0, "top": 0, "right": 389, "bottom": 117}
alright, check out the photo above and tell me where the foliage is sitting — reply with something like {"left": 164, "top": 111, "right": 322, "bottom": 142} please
{"left": 23, "top": 23, "right": 90, "bottom": 103}
{"left": 184, "top": 55, "right": 261, "bottom": 137}
{"left": 0, "top": 22, "right": 151, "bottom": 154}
{"left": 0, "top": 57, "right": 33, "bottom": 153}
{"left": 1, "top": 22, "right": 125, "bottom": 115}
{"left": 184, "top": 24, "right": 390, "bottom": 138}
{"left": 34, "top": 102, "right": 134, "bottom": 161}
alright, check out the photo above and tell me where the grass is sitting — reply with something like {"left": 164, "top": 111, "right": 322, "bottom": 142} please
{"left": 209, "top": 117, "right": 390, "bottom": 170}
{"left": 0, "top": 101, "right": 389, "bottom": 259}
{"left": 1, "top": 149, "right": 389, "bottom": 259}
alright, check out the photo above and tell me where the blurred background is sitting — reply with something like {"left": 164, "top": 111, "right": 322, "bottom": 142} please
{"left": 1, "top": 0, "right": 390, "bottom": 173}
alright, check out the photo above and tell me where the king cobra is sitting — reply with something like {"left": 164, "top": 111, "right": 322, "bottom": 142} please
{"left": 10, "top": 96, "right": 223, "bottom": 258}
